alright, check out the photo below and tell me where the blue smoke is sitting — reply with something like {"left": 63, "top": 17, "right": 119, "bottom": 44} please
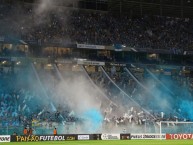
{"left": 179, "top": 100, "right": 193, "bottom": 120}
{"left": 82, "top": 108, "right": 103, "bottom": 133}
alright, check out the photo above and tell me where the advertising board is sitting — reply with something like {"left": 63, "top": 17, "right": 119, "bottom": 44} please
{"left": 166, "top": 134, "right": 193, "bottom": 140}
{"left": 101, "top": 134, "right": 120, "bottom": 140}
{"left": 11, "top": 135, "right": 78, "bottom": 142}
{"left": 78, "top": 135, "right": 90, "bottom": 140}
{"left": 0, "top": 135, "right": 10, "bottom": 142}
{"left": 130, "top": 134, "right": 166, "bottom": 140}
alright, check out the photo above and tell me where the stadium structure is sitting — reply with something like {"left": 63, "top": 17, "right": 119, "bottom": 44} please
{"left": 0, "top": 0, "right": 193, "bottom": 142}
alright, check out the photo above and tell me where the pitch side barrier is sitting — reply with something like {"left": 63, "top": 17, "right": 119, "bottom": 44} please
{"left": 8, "top": 133, "right": 193, "bottom": 142}
{"left": 10, "top": 134, "right": 131, "bottom": 142}
{"left": 6, "top": 133, "right": 193, "bottom": 141}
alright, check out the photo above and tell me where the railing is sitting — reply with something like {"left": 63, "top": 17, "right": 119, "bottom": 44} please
{"left": 0, "top": 126, "right": 55, "bottom": 135}
{"left": 0, "top": 122, "right": 77, "bottom": 135}
{"left": 0, "top": 122, "right": 159, "bottom": 135}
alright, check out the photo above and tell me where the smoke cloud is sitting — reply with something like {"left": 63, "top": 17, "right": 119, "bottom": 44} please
{"left": 35, "top": 0, "right": 54, "bottom": 15}
{"left": 81, "top": 109, "right": 103, "bottom": 133}
{"left": 144, "top": 69, "right": 193, "bottom": 121}
{"left": 37, "top": 67, "right": 106, "bottom": 133}
{"left": 179, "top": 100, "right": 193, "bottom": 120}
{"left": 0, "top": 0, "right": 78, "bottom": 39}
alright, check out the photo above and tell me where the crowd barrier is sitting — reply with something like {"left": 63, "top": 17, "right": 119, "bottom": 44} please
{"left": 1, "top": 133, "right": 193, "bottom": 142}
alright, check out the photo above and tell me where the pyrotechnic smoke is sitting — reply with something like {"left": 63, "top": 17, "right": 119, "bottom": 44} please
{"left": 179, "top": 100, "right": 193, "bottom": 120}
{"left": 144, "top": 69, "right": 193, "bottom": 120}
{"left": 35, "top": 0, "right": 54, "bottom": 15}
{"left": 38, "top": 68, "right": 105, "bottom": 133}
{"left": 0, "top": 0, "right": 77, "bottom": 39}
{"left": 33, "top": 0, "right": 78, "bottom": 23}
{"left": 81, "top": 109, "right": 103, "bottom": 133}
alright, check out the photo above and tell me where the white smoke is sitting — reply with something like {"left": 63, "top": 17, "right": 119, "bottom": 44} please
{"left": 55, "top": 73, "right": 102, "bottom": 113}
{"left": 38, "top": 69, "right": 106, "bottom": 133}
{"left": 35, "top": 0, "right": 54, "bottom": 15}
{"left": 1, "top": 0, "right": 78, "bottom": 37}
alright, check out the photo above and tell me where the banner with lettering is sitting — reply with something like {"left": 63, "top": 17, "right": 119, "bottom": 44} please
{"left": 11, "top": 135, "right": 78, "bottom": 142}
{"left": 77, "top": 44, "right": 105, "bottom": 49}
{"left": 130, "top": 134, "right": 166, "bottom": 140}
{"left": 166, "top": 134, "right": 193, "bottom": 140}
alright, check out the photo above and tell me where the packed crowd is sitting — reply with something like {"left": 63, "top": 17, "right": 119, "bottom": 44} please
{"left": 70, "top": 12, "right": 192, "bottom": 52}
{"left": 87, "top": 67, "right": 156, "bottom": 131}
{"left": 86, "top": 65, "right": 193, "bottom": 129}
{"left": 1, "top": 61, "right": 193, "bottom": 134}
{"left": 0, "top": 68, "right": 79, "bottom": 133}
{"left": 0, "top": 3, "right": 193, "bottom": 51}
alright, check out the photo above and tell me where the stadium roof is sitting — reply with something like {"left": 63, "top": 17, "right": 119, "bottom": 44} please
{"left": 4, "top": 0, "right": 193, "bottom": 18}
{"left": 108, "top": 0, "right": 193, "bottom": 18}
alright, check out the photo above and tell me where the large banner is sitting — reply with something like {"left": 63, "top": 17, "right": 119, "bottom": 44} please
{"left": 0, "top": 135, "right": 11, "bottom": 142}
{"left": 166, "top": 134, "right": 193, "bottom": 140}
{"left": 77, "top": 44, "right": 105, "bottom": 49}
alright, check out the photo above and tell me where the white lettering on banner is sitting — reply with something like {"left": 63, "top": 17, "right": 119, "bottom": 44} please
{"left": 39, "top": 136, "right": 65, "bottom": 141}
{"left": 101, "top": 134, "right": 120, "bottom": 140}
{"left": 131, "top": 134, "right": 166, "bottom": 140}
{"left": 77, "top": 60, "right": 105, "bottom": 66}
{"left": 78, "top": 135, "right": 89, "bottom": 140}
{"left": 77, "top": 44, "right": 105, "bottom": 49}
{"left": 168, "top": 134, "right": 193, "bottom": 139}
{"left": 0, "top": 135, "right": 10, "bottom": 142}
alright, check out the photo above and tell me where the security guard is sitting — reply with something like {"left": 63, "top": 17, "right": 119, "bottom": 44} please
{"left": 53, "top": 128, "right": 57, "bottom": 136}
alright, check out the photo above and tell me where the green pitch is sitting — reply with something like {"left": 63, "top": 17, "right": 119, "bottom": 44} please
{"left": 1, "top": 140, "right": 193, "bottom": 145}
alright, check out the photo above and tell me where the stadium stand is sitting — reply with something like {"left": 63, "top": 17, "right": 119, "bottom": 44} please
{"left": 0, "top": 3, "right": 192, "bottom": 51}
{"left": 0, "top": 0, "right": 193, "bottom": 135}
